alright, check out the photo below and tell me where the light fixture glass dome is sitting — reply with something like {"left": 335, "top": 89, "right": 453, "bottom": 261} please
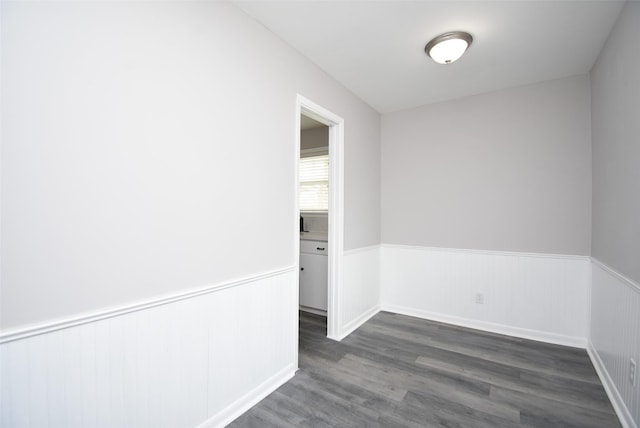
{"left": 425, "top": 31, "right": 473, "bottom": 64}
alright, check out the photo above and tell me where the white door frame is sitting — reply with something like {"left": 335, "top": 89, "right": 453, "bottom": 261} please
{"left": 295, "top": 94, "right": 344, "bottom": 342}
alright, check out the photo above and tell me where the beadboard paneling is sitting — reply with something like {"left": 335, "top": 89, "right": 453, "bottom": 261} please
{"left": 381, "top": 245, "right": 590, "bottom": 347}
{"left": 341, "top": 245, "right": 381, "bottom": 339}
{"left": 0, "top": 268, "right": 297, "bottom": 428}
{"left": 589, "top": 260, "right": 640, "bottom": 428}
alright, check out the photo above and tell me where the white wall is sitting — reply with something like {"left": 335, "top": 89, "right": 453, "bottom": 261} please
{"left": 381, "top": 245, "right": 590, "bottom": 347}
{"left": 0, "top": 1, "right": 381, "bottom": 330}
{"left": 5, "top": 0, "right": 635, "bottom": 426}
{"left": 381, "top": 75, "right": 592, "bottom": 256}
{"left": 1, "top": 2, "right": 381, "bottom": 426}
{"left": 342, "top": 246, "right": 381, "bottom": 339}
{"left": 343, "top": 103, "right": 381, "bottom": 251}
{"left": 590, "top": 261, "right": 640, "bottom": 428}
{"left": 1, "top": 269, "right": 298, "bottom": 428}
{"left": 589, "top": 2, "right": 640, "bottom": 427}
{"left": 378, "top": 75, "right": 594, "bottom": 356}
{"left": 590, "top": 0, "right": 640, "bottom": 286}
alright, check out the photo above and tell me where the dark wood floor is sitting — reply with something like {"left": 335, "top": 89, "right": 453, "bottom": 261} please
{"left": 230, "top": 311, "right": 620, "bottom": 427}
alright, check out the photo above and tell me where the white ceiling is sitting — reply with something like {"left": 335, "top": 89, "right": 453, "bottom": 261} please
{"left": 235, "top": 0, "right": 625, "bottom": 113}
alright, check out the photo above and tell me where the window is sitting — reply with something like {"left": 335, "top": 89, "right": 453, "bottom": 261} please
{"left": 299, "top": 154, "right": 328, "bottom": 212}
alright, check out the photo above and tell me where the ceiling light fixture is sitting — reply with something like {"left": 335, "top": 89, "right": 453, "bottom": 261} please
{"left": 425, "top": 31, "right": 473, "bottom": 65}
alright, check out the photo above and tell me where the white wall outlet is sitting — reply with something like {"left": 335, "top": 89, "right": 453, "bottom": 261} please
{"left": 630, "top": 359, "right": 636, "bottom": 386}
{"left": 475, "top": 293, "right": 484, "bottom": 304}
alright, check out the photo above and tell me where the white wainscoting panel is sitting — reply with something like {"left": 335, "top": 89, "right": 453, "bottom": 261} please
{"left": 589, "top": 260, "right": 640, "bottom": 428}
{"left": 0, "top": 268, "right": 297, "bottom": 428}
{"left": 340, "top": 245, "right": 381, "bottom": 340}
{"left": 381, "top": 245, "right": 590, "bottom": 347}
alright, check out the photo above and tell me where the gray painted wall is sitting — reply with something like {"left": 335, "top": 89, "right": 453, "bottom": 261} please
{"left": 1, "top": 1, "right": 381, "bottom": 329}
{"left": 381, "top": 75, "right": 592, "bottom": 255}
{"left": 591, "top": 1, "right": 640, "bottom": 284}
{"left": 301, "top": 126, "right": 329, "bottom": 151}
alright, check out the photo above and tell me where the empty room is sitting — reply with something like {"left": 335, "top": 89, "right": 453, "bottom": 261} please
{"left": 1, "top": 1, "right": 638, "bottom": 427}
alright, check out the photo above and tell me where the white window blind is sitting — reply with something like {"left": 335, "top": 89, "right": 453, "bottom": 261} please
{"left": 299, "top": 154, "right": 329, "bottom": 211}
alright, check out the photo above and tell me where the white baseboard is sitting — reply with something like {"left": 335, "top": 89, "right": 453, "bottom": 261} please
{"left": 299, "top": 306, "right": 327, "bottom": 317}
{"left": 337, "top": 305, "right": 380, "bottom": 341}
{"left": 587, "top": 342, "right": 636, "bottom": 428}
{"left": 382, "top": 304, "right": 587, "bottom": 348}
{"left": 198, "top": 364, "right": 296, "bottom": 428}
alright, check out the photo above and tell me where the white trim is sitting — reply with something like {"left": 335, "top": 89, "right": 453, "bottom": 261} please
{"left": 337, "top": 305, "right": 380, "bottom": 341}
{"left": 381, "top": 243, "right": 590, "bottom": 261}
{"left": 592, "top": 257, "right": 640, "bottom": 294}
{"left": 294, "top": 108, "right": 302, "bottom": 370}
{"left": 296, "top": 94, "right": 345, "bottom": 342}
{"left": 587, "top": 342, "right": 637, "bottom": 428}
{"left": 381, "top": 304, "right": 588, "bottom": 348}
{"left": 344, "top": 244, "right": 381, "bottom": 257}
{"left": 197, "top": 363, "right": 296, "bottom": 428}
{"left": 0, "top": 266, "right": 296, "bottom": 344}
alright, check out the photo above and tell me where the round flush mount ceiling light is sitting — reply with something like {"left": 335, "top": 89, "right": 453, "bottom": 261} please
{"left": 425, "top": 31, "right": 473, "bottom": 64}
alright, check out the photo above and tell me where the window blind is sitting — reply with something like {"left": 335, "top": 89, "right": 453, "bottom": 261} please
{"left": 299, "top": 154, "right": 329, "bottom": 211}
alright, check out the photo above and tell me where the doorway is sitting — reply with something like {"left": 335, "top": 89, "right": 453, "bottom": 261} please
{"left": 295, "top": 95, "right": 344, "bottom": 353}
{"left": 299, "top": 116, "right": 329, "bottom": 319}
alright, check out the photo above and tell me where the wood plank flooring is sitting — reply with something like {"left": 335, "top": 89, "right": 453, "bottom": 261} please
{"left": 229, "top": 311, "right": 620, "bottom": 427}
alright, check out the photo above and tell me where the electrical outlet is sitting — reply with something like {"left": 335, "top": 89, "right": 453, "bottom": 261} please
{"left": 631, "top": 359, "right": 636, "bottom": 386}
{"left": 475, "top": 293, "right": 484, "bottom": 304}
